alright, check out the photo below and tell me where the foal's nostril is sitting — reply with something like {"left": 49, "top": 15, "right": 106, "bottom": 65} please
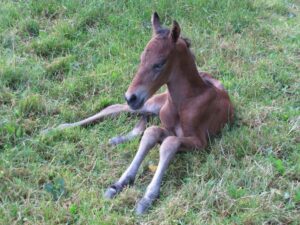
{"left": 129, "top": 94, "right": 137, "bottom": 103}
{"left": 125, "top": 94, "right": 137, "bottom": 104}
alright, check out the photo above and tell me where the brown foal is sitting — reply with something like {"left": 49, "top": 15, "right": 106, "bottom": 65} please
{"left": 105, "top": 13, "right": 234, "bottom": 214}
{"left": 50, "top": 12, "right": 234, "bottom": 214}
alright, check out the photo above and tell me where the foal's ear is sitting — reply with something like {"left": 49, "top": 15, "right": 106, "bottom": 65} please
{"left": 151, "top": 12, "right": 161, "bottom": 34}
{"left": 170, "top": 20, "right": 181, "bottom": 42}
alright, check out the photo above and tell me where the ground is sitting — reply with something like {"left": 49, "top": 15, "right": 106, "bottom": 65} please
{"left": 0, "top": 0, "right": 299, "bottom": 224}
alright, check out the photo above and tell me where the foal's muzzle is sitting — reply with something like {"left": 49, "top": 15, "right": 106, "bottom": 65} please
{"left": 125, "top": 93, "right": 144, "bottom": 110}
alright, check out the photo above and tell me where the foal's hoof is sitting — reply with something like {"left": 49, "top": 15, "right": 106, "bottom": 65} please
{"left": 109, "top": 136, "right": 124, "bottom": 145}
{"left": 104, "top": 184, "right": 122, "bottom": 199}
{"left": 135, "top": 197, "right": 153, "bottom": 215}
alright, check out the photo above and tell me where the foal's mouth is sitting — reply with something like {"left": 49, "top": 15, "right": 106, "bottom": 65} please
{"left": 125, "top": 88, "right": 148, "bottom": 110}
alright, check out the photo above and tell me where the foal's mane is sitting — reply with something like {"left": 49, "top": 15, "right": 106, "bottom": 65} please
{"left": 155, "top": 28, "right": 191, "bottom": 48}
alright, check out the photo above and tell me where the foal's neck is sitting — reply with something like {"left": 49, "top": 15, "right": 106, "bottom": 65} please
{"left": 167, "top": 47, "right": 207, "bottom": 106}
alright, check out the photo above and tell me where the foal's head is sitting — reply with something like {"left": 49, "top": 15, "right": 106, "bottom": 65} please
{"left": 125, "top": 12, "right": 189, "bottom": 110}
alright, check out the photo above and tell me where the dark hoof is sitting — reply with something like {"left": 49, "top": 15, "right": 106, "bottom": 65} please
{"left": 135, "top": 197, "right": 153, "bottom": 215}
{"left": 104, "top": 184, "right": 122, "bottom": 199}
{"left": 109, "top": 136, "right": 124, "bottom": 145}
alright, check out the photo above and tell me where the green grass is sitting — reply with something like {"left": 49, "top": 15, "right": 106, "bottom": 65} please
{"left": 0, "top": 0, "right": 299, "bottom": 224}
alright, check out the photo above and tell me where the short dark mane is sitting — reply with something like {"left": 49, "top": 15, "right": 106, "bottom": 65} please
{"left": 156, "top": 28, "right": 191, "bottom": 49}
{"left": 156, "top": 28, "right": 170, "bottom": 36}
{"left": 182, "top": 37, "right": 191, "bottom": 48}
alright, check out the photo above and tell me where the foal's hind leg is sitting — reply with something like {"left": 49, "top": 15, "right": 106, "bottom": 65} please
{"left": 104, "top": 126, "right": 169, "bottom": 198}
{"left": 59, "top": 104, "right": 132, "bottom": 129}
{"left": 109, "top": 115, "right": 148, "bottom": 145}
{"left": 107, "top": 93, "right": 167, "bottom": 145}
{"left": 42, "top": 93, "right": 167, "bottom": 145}
{"left": 54, "top": 92, "right": 166, "bottom": 131}
{"left": 41, "top": 104, "right": 132, "bottom": 134}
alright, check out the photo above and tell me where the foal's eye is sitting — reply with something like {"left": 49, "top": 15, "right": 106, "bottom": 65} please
{"left": 153, "top": 60, "right": 166, "bottom": 72}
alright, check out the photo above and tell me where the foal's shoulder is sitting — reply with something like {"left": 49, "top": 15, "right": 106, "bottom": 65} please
{"left": 182, "top": 86, "right": 216, "bottom": 112}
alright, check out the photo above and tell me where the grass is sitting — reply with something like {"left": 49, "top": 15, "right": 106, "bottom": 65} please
{"left": 0, "top": 0, "right": 299, "bottom": 224}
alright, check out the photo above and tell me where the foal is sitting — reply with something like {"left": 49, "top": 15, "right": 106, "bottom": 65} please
{"left": 49, "top": 12, "right": 233, "bottom": 214}
{"left": 104, "top": 13, "right": 234, "bottom": 214}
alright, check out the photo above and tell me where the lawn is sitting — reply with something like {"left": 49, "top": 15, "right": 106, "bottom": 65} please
{"left": 0, "top": 0, "right": 299, "bottom": 224}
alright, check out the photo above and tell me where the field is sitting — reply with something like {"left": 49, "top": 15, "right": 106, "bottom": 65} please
{"left": 0, "top": 0, "right": 299, "bottom": 224}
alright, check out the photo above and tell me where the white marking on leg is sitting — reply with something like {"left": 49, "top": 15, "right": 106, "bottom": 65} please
{"left": 117, "top": 126, "right": 167, "bottom": 184}
{"left": 145, "top": 136, "right": 180, "bottom": 198}
{"left": 109, "top": 116, "right": 148, "bottom": 145}
{"left": 104, "top": 126, "right": 168, "bottom": 198}
{"left": 136, "top": 136, "right": 180, "bottom": 214}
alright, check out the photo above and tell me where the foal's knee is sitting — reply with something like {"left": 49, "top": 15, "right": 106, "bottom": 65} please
{"left": 160, "top": 136, "right": 180, "bottom": 158}
{"left": 137, "top": 126, "right": 163, "bottom": 149}
{"left": 142, "top": 126, "right": 162, "bottom": 141}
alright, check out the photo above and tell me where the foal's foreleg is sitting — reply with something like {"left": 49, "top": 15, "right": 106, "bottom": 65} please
{"left": 104, "top": 126, "right": 169, "bottom": 199}
{"left": 136, "top": 136, "right": 203, "bottom": 215}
